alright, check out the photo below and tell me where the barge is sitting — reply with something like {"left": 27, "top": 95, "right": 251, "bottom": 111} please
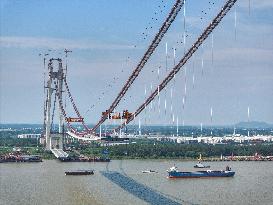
{"left": 58, "top": 156, "right": 110, "bottom": 162}
{"left": 142, "top": 170, "right": 158, "bottom": 173}
{"left": 65, "top": 169, "right": 94, "bottom": 175}
{"left": 0, "top": 155, "right": 42, "bottom": 163}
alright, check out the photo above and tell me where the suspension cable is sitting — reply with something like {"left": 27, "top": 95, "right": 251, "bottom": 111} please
{"left": 63, "top": 77, "right": 90, "bottom": 132}
{"left": 113, "top": 0, "right": 238, "bottom": 133}
{"left": 55, "top": 79, "right": 91, "bottom": 136}
{"left": 91, "top": 0, "right": 185, "bottom": 132}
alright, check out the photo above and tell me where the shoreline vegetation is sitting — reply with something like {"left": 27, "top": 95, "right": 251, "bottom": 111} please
{"left": 1, "top": 137, "right": 273, "bottom": 160}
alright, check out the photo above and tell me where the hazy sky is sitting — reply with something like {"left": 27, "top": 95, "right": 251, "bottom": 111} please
{"left": 1, "top": 0, "right": 273, "bottom": 126}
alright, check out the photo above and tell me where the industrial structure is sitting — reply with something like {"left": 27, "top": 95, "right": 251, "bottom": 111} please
{"left": 43, "top": 58, "right": 68, "bottom": 158}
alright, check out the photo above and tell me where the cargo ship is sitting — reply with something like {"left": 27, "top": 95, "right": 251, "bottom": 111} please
{"left": 167, "top": 166, "right": 235, "bottom": 178}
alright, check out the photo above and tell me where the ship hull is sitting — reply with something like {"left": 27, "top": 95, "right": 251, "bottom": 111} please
{"left": 168, "top": 170, "right": 235, "bottom": 178}
{"left": 65, "top": 170, "right": 94, "bottom": 175}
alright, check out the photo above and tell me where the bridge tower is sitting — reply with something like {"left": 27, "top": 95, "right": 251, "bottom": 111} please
{"left": 43, "top": 58, "right": 65, "bottom": 150}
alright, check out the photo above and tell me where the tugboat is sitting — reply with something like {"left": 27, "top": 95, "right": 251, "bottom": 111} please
{"left": 194, "top": 161, "right": 210, "bottom": 168}
{"left": 167, "top": 166, "right": 235, "bottom": 178}
{"left": 65, "top": 169, "right": 94, "bottom": 176}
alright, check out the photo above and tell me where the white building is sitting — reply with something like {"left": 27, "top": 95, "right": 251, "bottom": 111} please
{"left": 17, "top": 134, "right": 41, "bottom": 139}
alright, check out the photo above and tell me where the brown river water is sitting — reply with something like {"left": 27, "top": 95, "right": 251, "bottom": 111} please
{"left": 1, "top": 160, "right": 273, "bottom": 205}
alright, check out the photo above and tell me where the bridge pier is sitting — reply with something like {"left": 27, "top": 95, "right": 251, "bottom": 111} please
{"left": 49, "top": 133, "right": 64, "bottom": 149}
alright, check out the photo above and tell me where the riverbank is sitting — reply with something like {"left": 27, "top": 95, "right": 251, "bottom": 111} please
{"left": 1, "top": 142, "right": 273, "bottom": 161}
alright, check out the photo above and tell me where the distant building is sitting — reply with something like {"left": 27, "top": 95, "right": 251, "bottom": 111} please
{"left": 175, "top": 135, "right": 273, "bottom": 144}
{"left": 17, "top": 134, "right": 41, "bottom": 139}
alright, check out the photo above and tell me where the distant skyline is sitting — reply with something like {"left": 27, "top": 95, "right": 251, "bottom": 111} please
{"left": 1, "top": 0, "right": 273, "bottom": 125}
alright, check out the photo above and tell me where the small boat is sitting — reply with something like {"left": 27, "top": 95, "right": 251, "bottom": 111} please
{"left": 167, "top": 166, "right": 235, "bottom": 178}
{"left": 194, "top": 162, "right": 210, "bottom": 168}
{"left": 65, "top": 169, "right": 94, "bottom": 176}
{"left": 142, "top": 170, "right": 158, "bottom": 173}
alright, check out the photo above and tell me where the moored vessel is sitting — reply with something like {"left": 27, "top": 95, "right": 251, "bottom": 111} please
{"left": 58, "top": 156, "right": 110, "bottom": 162}
{"left": 0, "top": 154, "right": 42, "bottom": 163}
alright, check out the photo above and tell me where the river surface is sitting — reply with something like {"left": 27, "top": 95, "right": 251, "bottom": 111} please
{"left": 1, "top": 160, "right": 273, "bottom": 205}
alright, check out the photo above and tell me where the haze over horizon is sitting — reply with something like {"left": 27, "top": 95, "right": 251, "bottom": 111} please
{"left": 1, "top": 121, "right": 273, "bottom": 129}
{"left": 1, "top": 0, "right": 273, "bottom": 126}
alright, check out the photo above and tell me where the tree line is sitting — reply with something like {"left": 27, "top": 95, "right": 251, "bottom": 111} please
{"left": 103, "top": 142, "right": 273, "bottom": 159}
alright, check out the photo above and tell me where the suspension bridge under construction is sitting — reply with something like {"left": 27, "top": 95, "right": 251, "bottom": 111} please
{"left": 41, "top": 0, "right": 241, "bottom": 158}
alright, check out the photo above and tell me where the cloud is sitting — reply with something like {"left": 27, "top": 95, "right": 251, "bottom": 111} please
{"left": 0, "top": 36, "right": 135, "bottom": 50}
